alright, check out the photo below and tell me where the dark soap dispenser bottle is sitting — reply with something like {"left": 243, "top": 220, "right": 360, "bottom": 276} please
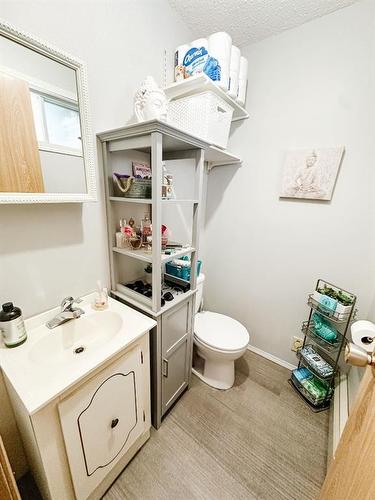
{"left": 0, "top": 302, "right": 27, "bottom": 348}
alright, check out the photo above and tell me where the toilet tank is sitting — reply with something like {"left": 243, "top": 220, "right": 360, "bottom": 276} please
{"left": 195, "top": 273, "right": 205, "bottom": 314}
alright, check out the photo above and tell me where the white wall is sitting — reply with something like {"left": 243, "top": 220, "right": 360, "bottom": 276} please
{"left": 202, "top": 0, "right": 375, "bottom": 366}
{"left": 0, "top": 0, "right": 192, "bottom": 477}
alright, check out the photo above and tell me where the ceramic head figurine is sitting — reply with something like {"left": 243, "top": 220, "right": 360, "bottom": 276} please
{"left": 134, "top": 76, "right": 168, "bottom": 122}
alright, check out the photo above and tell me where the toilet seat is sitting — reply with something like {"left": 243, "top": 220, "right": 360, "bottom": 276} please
{"left": 194, "top": 311, "right": 249, "bottom": 352}
{"left": 194, "top": 334, "right": 247, "bottom": 356}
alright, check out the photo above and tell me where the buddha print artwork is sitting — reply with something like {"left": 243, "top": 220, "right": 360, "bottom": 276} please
{"left": 280, "top": 147, "right": 344, "bottom": 201}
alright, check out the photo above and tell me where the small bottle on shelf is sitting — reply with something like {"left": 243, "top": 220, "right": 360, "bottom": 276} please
{"left": 115, "top": 218, "right": 127, "bottom": 248}
{"left": 141, "top": 213, "right": 152, "bottom": 246}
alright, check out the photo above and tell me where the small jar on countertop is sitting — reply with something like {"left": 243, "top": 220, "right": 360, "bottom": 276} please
{"left": 0, "top": 302, "right": 27, "bottom": 348}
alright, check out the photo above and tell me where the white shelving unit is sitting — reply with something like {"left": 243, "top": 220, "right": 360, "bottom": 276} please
{"left": 97, "top": 119, "right": 210, "bottom": 428}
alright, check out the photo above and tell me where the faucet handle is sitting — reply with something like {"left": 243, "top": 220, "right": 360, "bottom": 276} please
{"left": 61, "top": 296, "right": 82, "bottom": 312}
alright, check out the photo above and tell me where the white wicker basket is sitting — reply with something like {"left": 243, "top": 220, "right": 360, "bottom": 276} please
{"left": 167, "top": 91, "right": 234, "bottom": 149}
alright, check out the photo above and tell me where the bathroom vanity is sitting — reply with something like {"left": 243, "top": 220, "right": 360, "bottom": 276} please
{"left": 0, "top": 294, "right": 156, "bottom": 499}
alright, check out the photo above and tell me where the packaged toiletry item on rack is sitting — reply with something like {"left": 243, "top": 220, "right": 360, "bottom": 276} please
{"left": 312, "top": 312, "right": 338, "bottom": 342}
{"left": 298, "top": 345, "right": 334, "bottom": 378}
{"left": 291, "top": 367, "right": 331, "bottom": 406}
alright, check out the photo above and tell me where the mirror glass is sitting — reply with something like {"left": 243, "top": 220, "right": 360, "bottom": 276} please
{"left": 0, "top": 34, "right": 87, "bottom": 194}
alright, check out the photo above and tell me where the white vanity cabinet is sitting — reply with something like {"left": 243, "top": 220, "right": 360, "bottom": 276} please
{"left": 4, "top": 332, "right": 151, "bottom": 500}
{"left": 59, "top": 343, "right": 146, "bottom": 500}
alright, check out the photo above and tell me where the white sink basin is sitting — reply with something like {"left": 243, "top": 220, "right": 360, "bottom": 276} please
{"left": 0, "top": 293, "right": 156, "bottom": 414}
{"left": 28, "top": 311, "right": 123, "bottom": 366}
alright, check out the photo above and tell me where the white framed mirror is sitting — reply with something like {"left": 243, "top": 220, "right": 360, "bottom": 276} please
{"left": 0, "top": 19, "right": 97, "bottom": 203}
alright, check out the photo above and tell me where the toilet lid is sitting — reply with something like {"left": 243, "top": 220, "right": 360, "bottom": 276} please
{"left": 195, "top": 311, "right": 249, "bottom": 351}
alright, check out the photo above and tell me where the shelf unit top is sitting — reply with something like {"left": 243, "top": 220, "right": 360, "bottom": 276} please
{"left": 97, "top": 119, "right": 209, "bottom": 151}
{"left": 97, "top": 119, "right": 241, "bottom": 168}
{"left": 164, "top": 74, "right": 249, "bottom": 123}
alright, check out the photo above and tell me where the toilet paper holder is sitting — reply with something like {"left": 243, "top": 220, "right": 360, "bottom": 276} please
{"left": 345, "top": 343, "right": 375, "bottom": 375}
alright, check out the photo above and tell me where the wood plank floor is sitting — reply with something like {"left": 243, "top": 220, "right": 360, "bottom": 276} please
{"left": 104, "top": 351, "right": 329, "bottom": 500}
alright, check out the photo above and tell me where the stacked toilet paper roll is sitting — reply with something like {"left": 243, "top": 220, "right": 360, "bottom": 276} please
{"left": 191, "top": 38, "right": 208, "bottom": 52}
{"left": 174, "top": 44, "right": 190, "bottom": 81}
{"left": 174, "top": 32, "right": 249, "bottom": 103}
{"left": 208, "top": 32, "right": 232, "bottom": 90}
{"left": 237, "top": 56, "right": 248, "bottom": 106}
{"left": 184, "top": 38, "right": 209, "bottom": 78}
{"left": 228, "top": 45, "right": 241, "bottom": 99}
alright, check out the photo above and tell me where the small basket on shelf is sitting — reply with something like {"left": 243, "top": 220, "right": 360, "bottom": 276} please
{"left": 165, "top": 257, "right": 202, "bottom": 281}
{"left": 112, "top": 173, "right": 151, "bottom": 199}
{"left": 167, "top": 91, "right": 233, "bottom": 149}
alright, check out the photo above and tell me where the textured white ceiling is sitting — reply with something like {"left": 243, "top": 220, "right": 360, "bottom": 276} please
{"left": 168, "top": 0, "right": 359, "bottom": 47}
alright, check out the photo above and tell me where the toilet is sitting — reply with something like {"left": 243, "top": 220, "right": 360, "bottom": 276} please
{"left": 192, "top": 274, "right": 250, "bottom": 390}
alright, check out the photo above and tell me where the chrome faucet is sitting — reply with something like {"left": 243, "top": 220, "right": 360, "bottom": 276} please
{"left": 46, "top": 296, "right": 85, "bottom": 329}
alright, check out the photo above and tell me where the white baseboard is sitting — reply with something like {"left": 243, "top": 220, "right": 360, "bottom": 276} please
{"left": 247, "top": 345, "right": 297, "bottom": 371}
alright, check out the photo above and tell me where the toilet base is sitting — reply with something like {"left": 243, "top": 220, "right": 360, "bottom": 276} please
{"left": 192, "top": 354, "right": 235, "bottom": 390}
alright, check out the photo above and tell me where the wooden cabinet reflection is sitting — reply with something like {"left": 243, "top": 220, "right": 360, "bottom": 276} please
{"left": 0, "top": 74, "right": 44, "bottom": 193}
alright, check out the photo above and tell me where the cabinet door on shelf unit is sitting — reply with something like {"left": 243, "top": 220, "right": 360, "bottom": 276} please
{"left": 58, "top": 345, "right": 146, "bottom": 500}
{"left": 161, "top": 299, "right": 192, "bottom": 412}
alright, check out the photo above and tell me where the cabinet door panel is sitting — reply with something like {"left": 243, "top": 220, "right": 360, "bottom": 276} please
{"left": 162, "top": 339, "right": 188, "bottom": 410}
{"left": 58, "top": 346, "right": 144, "bottom": 500}
{"left": 162, "top": 301, "right": 189, "bottom": 355}
{"left": 78, "top": 371, "right": 137, "bottom": 475}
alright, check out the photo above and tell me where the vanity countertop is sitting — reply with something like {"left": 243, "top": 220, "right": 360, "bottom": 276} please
{"left": 0, "top": 293, "right": 156, "bottom": 414}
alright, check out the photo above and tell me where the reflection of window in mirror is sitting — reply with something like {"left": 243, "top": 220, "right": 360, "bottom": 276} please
{"left": 30, "top": 91, "right": 82, "bottom": 155}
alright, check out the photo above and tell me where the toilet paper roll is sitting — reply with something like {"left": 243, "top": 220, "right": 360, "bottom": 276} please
{"left": 183, "top": 38, "right": 209, "bottom": 78}
{"left": 174, "top": 44, "right": 190, "bottom": 81}
{"left": 351, "top": 320, "right": 375, "bottom": 353}
{"left": 208, "top": 31, "right": 232, "bottom": 90}
{"left": 236, "top": 56, "right": 248, "bottom": 106}
{"left": 228, "top": 45, "right": 241, "bottom": 99}
{"left": 238, "top": 55, "right": 248, "bottom": 80}
{"left": 191, "top": 38, "right": 208, "bottom": 50}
